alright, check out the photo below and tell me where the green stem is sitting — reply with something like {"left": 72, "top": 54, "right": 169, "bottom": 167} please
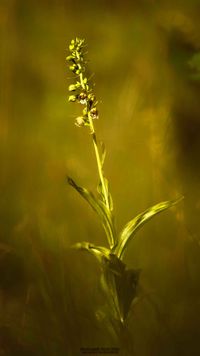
{"left": 90, "top": 118, "right": 110, "bottom": 210}
{"left": 79, "top": 73, "right": 110, "bottom": 210}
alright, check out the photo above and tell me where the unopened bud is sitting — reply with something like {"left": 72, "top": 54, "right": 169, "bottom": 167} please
{"left": 69, "top": 40, "right": 75, "bottom": 51}
{"left": 69, "top": 64, "right": 79, "bottom": 73}
{"left": 68, "top": 95, "right": 77, "bottom": 102}
{"left": 68, "top": 84, "right": 77, "bottom": 92}
{"left": 66, "top": 55, "right": 75, "bottom": 62}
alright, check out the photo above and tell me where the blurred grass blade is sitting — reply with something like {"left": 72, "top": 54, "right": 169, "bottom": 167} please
{"left": 0, "top": 243, "right": 13, "bottom": 254}
{"left": 67, "top": 177, "right": 116, "bottom": 247}
{"left": 113, "top": 196, "right": 184, "bottom": 259}
{"left": 71, "top": 241, "right": 110, "bottom": 263}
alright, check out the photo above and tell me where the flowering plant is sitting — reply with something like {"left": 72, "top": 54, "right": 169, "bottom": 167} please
{"left": 66, "top": 37, "right": 183, "bottom": 323}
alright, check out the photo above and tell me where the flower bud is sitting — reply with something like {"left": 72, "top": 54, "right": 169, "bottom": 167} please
{"left": 68, "top": 84, "right": 77, "bottom": 92}
{"left": 88, "top": 94, "right": 96, "bottom": 107}
{"left": 88, "top": 93, "right": 94, "bottom": 101}
{"left": 75, "top": 68, "right": 81, "bottom": 75}
{"left": 69, "top": 64, "right": 79, "bottom": 73}
{"left": 69, "top": 40, "right": 75, "bottom": 51}
{"left": 83, "top": 107, "right": 88, "bottom": 116}
{"left": 68, "top": 95, "right": 77, "bottom": 102}
{"left": 66, "top": 55, "right": 75, "bottom": 62}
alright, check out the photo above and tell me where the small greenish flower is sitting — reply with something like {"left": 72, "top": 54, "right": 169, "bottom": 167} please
{"left": 68, "top": 84, "right": 77, "bottom": 92}
{"left": 69, "top": 39, "right": 74, "bottom": 48}
{"left": 82, "top": 107, "right": 88, "bottom": 116}
{"left": 88, "top": 93, "right": 95, "bottom": 102}
{"left": 75, "top": 116, "right": 86, "bottom": 127}
{"left": 68, "top": 95, "right": 77, "bottom": 102}
{"left": 78, "top": 92, "right": 87, "bottom": 104}
{"left": 67, "top": 37, "right": 98, "bottom": 127}
{"left": 66, "top": 55, "right": 75, "bottom": 62}
{"left": 90, "top": 107, "right": 98, "bottom": 119}
{"left": 69, "top": 64, "right": 79, "bottom": 74}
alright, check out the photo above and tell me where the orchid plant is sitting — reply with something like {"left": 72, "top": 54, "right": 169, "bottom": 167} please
{"left": 66, "top": 38, "right": 183, "bottom": 323}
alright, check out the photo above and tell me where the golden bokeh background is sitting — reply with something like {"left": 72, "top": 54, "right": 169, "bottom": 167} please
{"left": 1, "top": 0, "right": 200, "bottom": 355}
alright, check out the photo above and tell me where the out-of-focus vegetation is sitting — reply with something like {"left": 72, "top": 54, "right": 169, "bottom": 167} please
{"left": 1, "top": 0, "right": 200, "bottom": 355}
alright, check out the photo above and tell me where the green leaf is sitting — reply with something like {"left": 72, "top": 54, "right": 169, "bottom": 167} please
{"left": 99, "top": 141, "right": 106, "bottom": 168}
{"left": 97, "top": 180, "right": 104, "bottom": 201}
{"left": 97, "top": 141, "right": 113, "bottom": 209}
{"left": 99, "top": 197, "right": 116, "bottom": 243}
{"left": 67, "top": 177, "right": 116, "bottom": 247}
{"left": 103, "top": 176, "right": 113, "bottom": 212}
{"left": 115, "top": 267, "right": 140, "bottom": 322}
{"left": 71, "top": 241, "right": 110, "bottom": 263}
{"left": 113, "top": 196, "right": 184, "bottom": 259}
{"left": 101, "top": 261, "right": 123, "bottom": 322}
{"left": 72, "top": 242, "right": 140, "bottom": 323}
{"left": 101, "top": 254, "right": 140, "bottom": 323}
{"left": 106, "top": 181, "right": 113, "bottom": 212}
{"left": 97, "top": 177, "right": 114, "bottom": 213}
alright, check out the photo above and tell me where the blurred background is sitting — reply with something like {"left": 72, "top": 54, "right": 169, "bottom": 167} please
{"left": 1, "top": 0, "right": 200, "bottom": 355}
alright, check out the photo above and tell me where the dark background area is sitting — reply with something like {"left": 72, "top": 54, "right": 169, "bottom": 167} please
{"left": 1, "top": 0, "right": 200, "bottom": 355}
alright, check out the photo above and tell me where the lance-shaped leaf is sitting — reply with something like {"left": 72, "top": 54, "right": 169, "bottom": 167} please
{"left": 71, "top": 241, "right": 110, "bottom": 263}
{"left": 113, "top": 196, "right": 184, "bottom": 260}
{"left": 67, "top": 177, "right": 116, "bottom": 247}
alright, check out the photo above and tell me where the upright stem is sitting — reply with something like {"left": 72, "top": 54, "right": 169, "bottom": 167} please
{"left": 90, "top": 117, "right": 110, "bottom": 210}
{"left": 79, "top": 73, "right": 110, "bottom": 210}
